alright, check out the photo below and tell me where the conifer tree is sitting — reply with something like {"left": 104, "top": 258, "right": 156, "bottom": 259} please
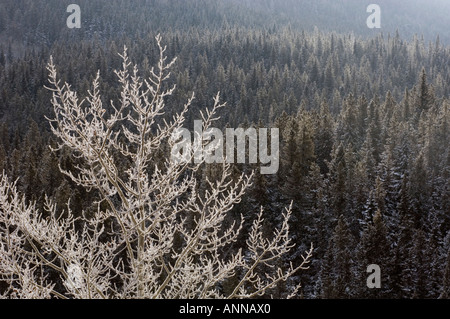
{"left": 314, "top": 99, "right": 334, "bottom": 175}
{"left": 355, "top": 209, "right": 392, "bottom": 298}
{"left": 328, "top": 215, "right": 355, "bottom": 298}
{"left": 412, "top": 229, "right": 428, "bottom": 299}
{"left": 439, "top": 233, "right": 450, "bottom": 299}
{"left": 416, "top": 68, "right": 435, "bottom": 117}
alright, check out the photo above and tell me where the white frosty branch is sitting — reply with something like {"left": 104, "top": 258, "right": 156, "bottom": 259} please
{"left": 0, "top": 35, "right": 312, "bottom": 299}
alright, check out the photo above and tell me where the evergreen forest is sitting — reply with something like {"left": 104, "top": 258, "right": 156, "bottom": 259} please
{"left": 0, "top": 0, "right": 449, "bottom": 299}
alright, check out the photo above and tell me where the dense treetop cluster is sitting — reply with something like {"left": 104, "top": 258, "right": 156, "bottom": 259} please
{"left": 0, "top": 0, "right": 448, "bottom": 298}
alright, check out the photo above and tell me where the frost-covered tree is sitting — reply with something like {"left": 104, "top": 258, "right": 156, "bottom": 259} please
{"left": 0, "top": 35, "right": 312, "bottom": 299}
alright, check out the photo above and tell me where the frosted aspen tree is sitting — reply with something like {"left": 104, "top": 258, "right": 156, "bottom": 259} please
{"left": 0, "top": 35, "right": 312, "bottom": 299}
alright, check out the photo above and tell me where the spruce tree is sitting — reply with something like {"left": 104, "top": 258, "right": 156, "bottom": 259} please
{"left": 416, "top": 68, "right": 435, "bottom": 117}
{"left": 411, "top": 229, "right": 428, "bottom": 299}
{"left": 314, "top": 99, "right": 334, "bottom": 175}
{"left": 355, "top": 209, "right": 393, "bottom": 298}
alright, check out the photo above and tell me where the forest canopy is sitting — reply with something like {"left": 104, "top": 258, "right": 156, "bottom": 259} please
{"left": 0, "top": 0, "right": 449, "bottom": 299}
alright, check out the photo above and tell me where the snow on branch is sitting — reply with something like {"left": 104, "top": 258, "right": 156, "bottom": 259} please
{"left": 0, "top": 35, "right": 312, "bottom": 299}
